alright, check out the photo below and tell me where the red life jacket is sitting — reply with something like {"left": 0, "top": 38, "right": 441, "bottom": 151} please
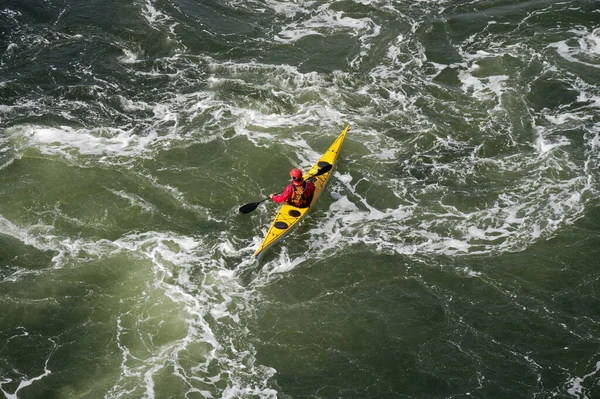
{"left": 288, "top": 181, "right": 315, "bottom": 208}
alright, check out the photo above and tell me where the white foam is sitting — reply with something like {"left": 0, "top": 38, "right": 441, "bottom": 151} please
{"left": 5, "top": 124, "right": 169, "bottom": 161}
{"left": 274, "top": 9, "right": 378, "bottom": 44}
{"left": 291, "top": 126, "right": 595, "bottom": 257}
{"left": 536, "top": 134, "right": 570, "bottom": 154}
{"left": 533, "top": 123, "right": 572, "bottom": 155}
{"left": 0, "top": 210, "right": 277, "bottom": 396}
{"left": 458, "top": 69, "right": 508, "bottom": 106}
{"left": 275, "top": 28, "right": 322, "bottom": 42}
{"left": 545, "top": 112, "right": 591, "bottom": 125}
{"left": 2, "top": 2, "right": 599, "bottom": 395}
{"left": 549, "top": 27, "right": 600, "bottom": 68}
{"left": 118, "top": 48, "right": 139, "bottom": 64}
{"left": 97, "top": 231, "right": 276, "bottom": 397}
{"left": 0, "top": 338, "right": 55, "bottom": 399}
{"left": 6, "top": 42, "right": 18, "bottom": 54}
{"left": 117, "top": 95, "right": 152, "bottom": 112}
{"left": 142, "top": 0, "right": 171, "bottom": 25}
{"left": 576, "top": 27, "right": 600, "bottom": 55}
{"left": 591, "top": 128, "right": 600, "bottom": 151}
{"left": 109, "top": 189, "right": 158, "bottom": 213}
{"left": 566, "top": 361, "right": 600, "bottom": 399}
{"left": 262, "top": 0, "right": 309, "bottom": 18}
{"left": 386, "top": 34, "right": 406, "bottom": 64}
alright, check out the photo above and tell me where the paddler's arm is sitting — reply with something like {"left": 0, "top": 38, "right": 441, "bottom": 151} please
{"left": 270, "top": 185, "right": 293, "bottom": 203}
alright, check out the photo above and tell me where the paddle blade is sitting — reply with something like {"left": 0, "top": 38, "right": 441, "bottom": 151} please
{"left": 239, "top": 198, "right": 268, "bottom": 214}
{"left": 239, "top": 202, "right": 260, "bottom": 214}
{"left": 312, "top": 163, "right": 332, "bottom": 177}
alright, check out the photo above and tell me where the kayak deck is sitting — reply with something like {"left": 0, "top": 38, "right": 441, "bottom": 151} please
{"left": 253, "top": 124, "right": 350, "bottom": 259}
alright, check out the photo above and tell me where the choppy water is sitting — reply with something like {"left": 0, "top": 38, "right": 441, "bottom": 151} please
{"left": 1, "top": 0, "right": 600, "bottom": 398}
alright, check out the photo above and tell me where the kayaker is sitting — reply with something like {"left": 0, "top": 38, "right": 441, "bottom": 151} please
{"left": 270, "top": 168, "right": 315, "bottom": 208}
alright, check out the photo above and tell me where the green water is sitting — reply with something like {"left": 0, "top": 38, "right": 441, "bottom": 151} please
{"left": 1, "top": 0, "right": 600, "bottom": 398}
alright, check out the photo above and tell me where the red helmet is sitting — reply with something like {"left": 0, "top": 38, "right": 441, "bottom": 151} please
{"left": 289, "top": 168, "right": 303, "bottom": 183}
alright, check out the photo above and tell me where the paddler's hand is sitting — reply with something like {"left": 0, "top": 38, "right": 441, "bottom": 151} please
{"left": 269, "top": 193, "right": 274, "bottom": 199}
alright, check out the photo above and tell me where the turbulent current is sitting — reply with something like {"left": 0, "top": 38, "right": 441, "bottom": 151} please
{"left": 1, "top": 0, "right": 599, "bottom": 398}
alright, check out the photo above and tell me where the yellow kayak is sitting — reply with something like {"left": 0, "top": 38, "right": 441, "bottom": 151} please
{"left": 254, "top": 124, "right": 350, "bottom": 259}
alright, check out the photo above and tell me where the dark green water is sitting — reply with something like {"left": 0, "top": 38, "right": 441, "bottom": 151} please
{"left": 1, "top": 0, "right": 599, "bottom": 398}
